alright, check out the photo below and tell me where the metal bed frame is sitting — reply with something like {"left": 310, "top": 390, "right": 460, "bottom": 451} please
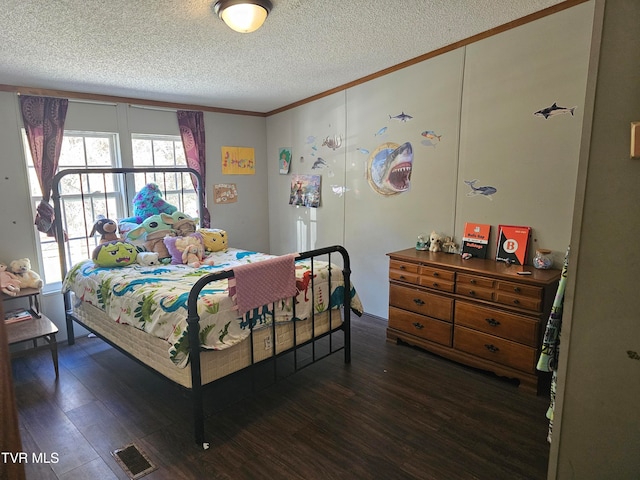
{"left": 51, "top": 167, "right": 352, "bottom": 449}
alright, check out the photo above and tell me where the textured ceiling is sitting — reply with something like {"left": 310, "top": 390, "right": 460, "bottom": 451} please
{"left": 0, "top": 0, "right": 567, "bottom": 114}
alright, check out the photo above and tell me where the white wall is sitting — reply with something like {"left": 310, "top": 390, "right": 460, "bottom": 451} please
{"left": 551, "top": 0, "right": 640, "bottom": 477}
{"left": 0, "top": 94, "right": 268, "bottom": 339}
{"left": 266, "top": 2, "right": 596, "bottom": 319}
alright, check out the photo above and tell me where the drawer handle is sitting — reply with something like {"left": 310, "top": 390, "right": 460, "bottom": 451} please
{"left": 513, "top": 286, "right": 521, "bottom": 293}
{"left": 484, "top": 344, "right": 500, "bottom": 353}
{"left": 513, "top": 299, "right": 520, "bottom": 305}
{"left": 432, "top": 282, "right": 439, "bottom": 288}
{"left": 470, "top": 279, "right": 476, "bottom": 284}
{"left": 399, "top": 275, "right": 406, "bottom": 280}
{"left": 433, "top": 272, "right": 439, "bottom": 277}
{"left": 399, "top": 265, "right": 406, "bottom": 270}
{"left": 485, "top": 318, "right": 501, "bottom": 327}
{"left": 412, "top": 322, "right": 424, "bottom": 330}
{"left": 468, "top": 290, "right": 476, "bottom": 296}
{"left": 413, "top": 298, "right": 425, "bottom": 306}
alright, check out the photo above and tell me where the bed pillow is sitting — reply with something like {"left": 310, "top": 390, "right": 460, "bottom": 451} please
{"left": 199, "top": 229, "right": 228, "bottom": 252}
{"left": 118, "top": 220, "right": 147, "bottom": 247}
{"left": 92, "top": 240, "right": 138, "bottom": 267}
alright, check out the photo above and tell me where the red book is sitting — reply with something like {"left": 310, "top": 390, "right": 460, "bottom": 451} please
{"left": 461, "top": 223, "right": 491, "bottom": 259}
{"left": 495, "top": 225, "right": 531, "bottom": 265}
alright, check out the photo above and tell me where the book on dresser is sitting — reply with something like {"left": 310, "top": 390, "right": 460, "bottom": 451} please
{"left": 461, "top": 222, "right": 491, "bottom": 259}
{"left": 4, "top": 307, "right": 33, "bottom": 324}
{"left": 495, "top": 225, "right": 531, "bottom": 265}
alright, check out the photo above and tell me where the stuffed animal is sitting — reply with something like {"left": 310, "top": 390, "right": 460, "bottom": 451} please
{"left": 90, "top": 215, "right": 120, "bottom": 244}
{"left": 428, "top": 231, "right": 443, "bottom": 253}
{"left": 136, "top": 251, "right": 160, "bottom": 266}
{"left": 9, "top": 258, "right": 43, "bottom": 289}
{"left": 441, "top": 236, "right": 459, "bottom": 254}
{"left": 92, "top": 241, "right": 138, "bottom": 268}
{"left": 161, "top": 211, "right": 198, "bottom": 237}
{"left": 0, "top": 263, "right": 22, "bottom": 296}
{"left": 199, "top": 228, "right": 228, "bottom": 252}
{"left": 132, "top": 183, "right": 177, "bottom": 221}
{"left": 174, "top": 236, "right": 213, "bottom": 268}
{"left": 127, "top": 214, "right": 175, "bottom": 261}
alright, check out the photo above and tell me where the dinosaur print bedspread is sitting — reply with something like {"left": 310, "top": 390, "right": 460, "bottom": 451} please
{"left": 62, "top": 248, "right": 363, "bottom": 367}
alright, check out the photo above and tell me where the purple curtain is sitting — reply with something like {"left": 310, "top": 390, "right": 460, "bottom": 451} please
{"left": 177, "top": 110, "right": 211, "bottom": 228}
{"left": 19, "top": 95, "right": 69, "bottom": 237}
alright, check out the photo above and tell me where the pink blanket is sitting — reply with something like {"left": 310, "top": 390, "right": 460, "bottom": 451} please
{"left": 228, "top": 253, "right": 298, "bottom": 315}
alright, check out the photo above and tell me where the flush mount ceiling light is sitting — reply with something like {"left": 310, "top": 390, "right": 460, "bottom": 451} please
{"left": 214, "top": 0, "right": 273, "bottom": 33}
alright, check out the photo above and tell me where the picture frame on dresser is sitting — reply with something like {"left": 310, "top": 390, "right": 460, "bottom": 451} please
{"left": 386, "top": 248, "right": 560, "bottom": 394}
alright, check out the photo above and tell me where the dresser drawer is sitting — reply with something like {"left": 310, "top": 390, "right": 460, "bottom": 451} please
{"left": 453, "top": 326, "right": 537, "bottom": 373}
{"left": 389, "top": 306, "right": 452, "bottom": 346}
{"left": 496, "top": 281, "right": 542, "bottom": 299}
{"left": 389, "top": 269, "right": 420, "bottom": 285}
{"left": 389, "top": 260, "right": 419, "bottom": 274}
{"left": 420, "top": 266, "right": 455, "bottom": 282}
{"left": 419, "top": 276, "right": 455, "bottom": 293}
{"left": 389, "top": 283, "right": 453, "bottom": 322}
{"left": 455, "top": 283, "right": 494, "bottom": 302}
{"left": 454, "top": 301, "right": 539, "bottom": 346}
{"left": 495, "top": 292, "right": 541, "bottom": 312}
{"left": 457, "top": 273, "right": 495, "bottom": 290}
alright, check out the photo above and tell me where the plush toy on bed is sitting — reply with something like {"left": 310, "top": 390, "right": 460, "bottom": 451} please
{"left": 161, "top": 211, "right": 198, "bottom": 237}
{"left": 92, "top": 241, "right": 138, "bottom": 268}
{"left": 199, "top": 228, "right": 228, "bottom": 253}
{"left": 9, "top": 258, "right": 43, "bottom": 289}
{"left": 136, "top": 251, "right": 160, "bottom": 266}
{"left": 0, "top": 263, "right": 22, "bottom": 296}
{"left": 164, "top": 235, "right": 213, "bottom": 268}
{"left": 118, "top": 183, "right": 178, "bottom": 225}
{"left": 126, "top": 214, "right": 175, "bottom": 262}
{"left": 90, "top": 215, "right": 120, "bottom": 244}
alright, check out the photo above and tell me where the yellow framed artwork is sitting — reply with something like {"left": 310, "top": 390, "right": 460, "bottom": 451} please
{"left": 221, "top": 146, "right": 255, "bottom": 175}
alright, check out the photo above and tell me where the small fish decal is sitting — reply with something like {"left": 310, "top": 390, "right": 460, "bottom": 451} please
{"left": 389, "top": 111, "right": 413, "bottom": 122}
{"left": 305, "top": 136, "right": 316, "bottom": 144}
{"left": 464, "top": 179, "right": 497, "bottom": 200}
{"left": 357, "top": 147, "right": 370, "bottom": 155}
{"left": 375, "top": 126, "right": 388, "bottom": 137}
{"left": 421, "top": 130, "right": 442, "bottom": 141}
{"left": 312, "top": 158, "right": 328, "bottom": 169}
{"left": 311, "top": 145, "right": 318, "bottom": 151}
{"left": 322, "top": 135, "right": 343, "bottom": 150}
{"left": 534, "top": 102, "right": 577, "bottom": 119}
{"left": 331, "top": 185, "right": 350, "bottom": 196}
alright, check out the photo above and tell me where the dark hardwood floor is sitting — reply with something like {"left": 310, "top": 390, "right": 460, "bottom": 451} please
{"left": 11, "top": 314, "right": 551, "bottom": 480}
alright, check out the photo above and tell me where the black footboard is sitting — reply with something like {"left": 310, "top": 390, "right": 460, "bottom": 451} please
{"left": 186, "top": 245, "right": 352, "bottom": 449}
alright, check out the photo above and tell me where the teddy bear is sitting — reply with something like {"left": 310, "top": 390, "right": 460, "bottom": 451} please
{"left": 428, "top": 231, "right": 443, "bottom": 253}
{"left": 9, "top": 258, "right": 43, "bottom": 289}
{"left": 136, "top": 251, "right": 161, "bottom": 266}
{"left": 0, "top": 263, "right": 22, "bottom": 296}
{"left": 90, "top": 215, "right": 120, "bottom": 244}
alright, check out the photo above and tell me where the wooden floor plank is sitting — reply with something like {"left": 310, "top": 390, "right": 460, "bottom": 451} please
{"left": 11, "top": 313, "right": 550, "bottom": 479}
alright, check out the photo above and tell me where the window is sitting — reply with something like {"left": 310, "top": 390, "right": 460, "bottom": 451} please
{"left": 24, "top": 132, "right": 199, "bottom": 288}
{"left": 24, "top": 131, "right": 121, "bottom": 285}
{"left": 131, "top": 134, "right": 198, "bottom": 216}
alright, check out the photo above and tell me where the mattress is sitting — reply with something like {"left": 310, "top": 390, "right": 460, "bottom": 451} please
{"left": 72, "top": 300, "right": 343, "bottom": 388}
{"left": 63, "top": 247, "right": 361, "bottom": 368}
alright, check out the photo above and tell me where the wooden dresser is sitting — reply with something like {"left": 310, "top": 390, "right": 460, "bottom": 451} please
{"left": 386, "top": 248, "right": 561, "bottom": 393}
